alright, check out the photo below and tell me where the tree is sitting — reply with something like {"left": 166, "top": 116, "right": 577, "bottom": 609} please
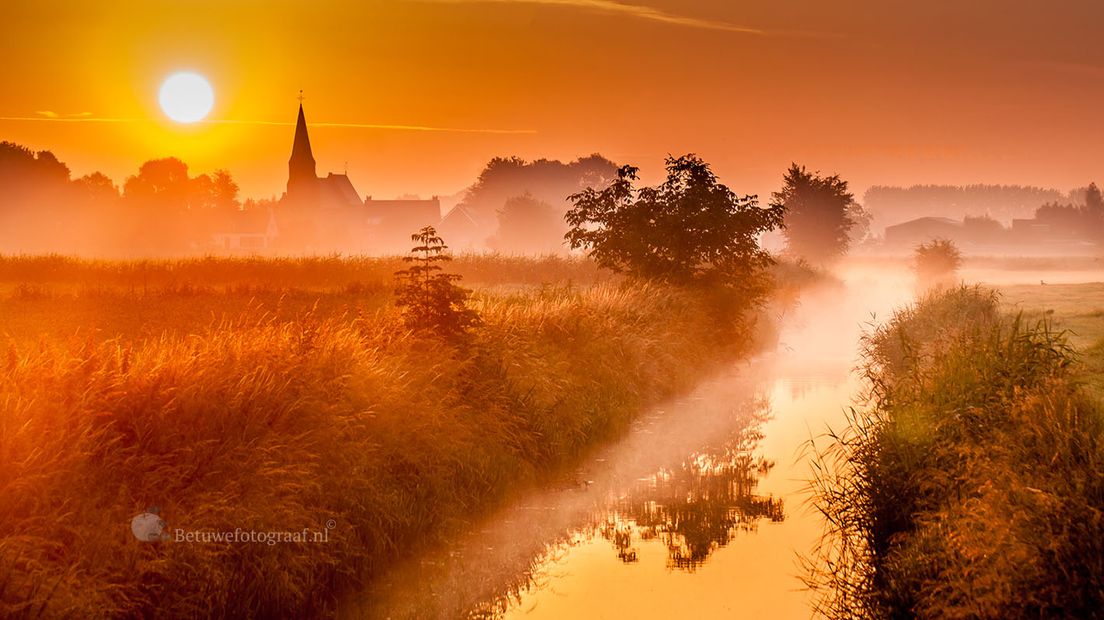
{"left": 487, "top": 193, "right": 565, "bottom": 254}
{"left": 441, "top": 154, "right": 618, "bottom": 248}
{"left": 394, "top": 226, "right": 480, "bottom": 337}
{"left": 73, "top": 172, "right": 120, "bottom": 203}
{"left": 846, "top": 202, "right": 874, "bottom": 246}
{"left": 565, "top": 154, "right": 783, "bottom": 294}
{"left": 773, "top": 164, "right": 857, "bottom": 264}
{"left": 913, "top": 238, "right": 962, "bottom": 289}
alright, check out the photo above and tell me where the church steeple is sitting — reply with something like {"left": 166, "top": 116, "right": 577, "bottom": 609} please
{"left": 287, "top": 95, "right": 318, "bottom": 200}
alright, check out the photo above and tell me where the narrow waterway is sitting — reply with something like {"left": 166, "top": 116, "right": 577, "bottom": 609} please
{"left": 347, "top": 266, "right": 919, "bottom": 619}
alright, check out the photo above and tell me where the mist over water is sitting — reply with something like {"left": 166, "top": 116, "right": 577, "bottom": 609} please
{"left": 348, "top": 264, "right": 920, "bottom": 619}
{"left": 359, "top": 257, "right": 1102, "bottom": 618}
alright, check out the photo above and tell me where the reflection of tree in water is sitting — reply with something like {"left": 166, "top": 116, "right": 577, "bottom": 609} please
{"left": 598, "top": 434, "right": 783, "bottom": 571}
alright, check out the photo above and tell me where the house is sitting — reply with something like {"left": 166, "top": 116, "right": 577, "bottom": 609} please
{"left": 884, "top": 216, "right": 963, "bottom": 246}
{"left": 437, "top": 203, "right": 485, "bottom": 250}
{"left": 210, "top": 208, "right": 279, "bottom": 252}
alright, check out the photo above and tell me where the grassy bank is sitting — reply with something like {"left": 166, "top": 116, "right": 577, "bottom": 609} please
{"left": 0, "top": 255, "right": 797, "bottom": 618}
{"left": 810, "top": 286, "right": 1104, "bottom": 618}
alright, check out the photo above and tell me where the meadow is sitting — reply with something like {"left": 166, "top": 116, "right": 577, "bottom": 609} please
{"left": 0, "top": 254, "right": 806, "bottom": 618}
{"left": 810, "top": 284, "right": 1104, "bottom": 618}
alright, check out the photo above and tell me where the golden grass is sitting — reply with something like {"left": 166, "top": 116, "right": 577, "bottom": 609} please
{"left": 0, "top": 255, "right": 792, "bottom": 618}
{"left": 809, "top": 286, "right": 1104, "bottom": 618}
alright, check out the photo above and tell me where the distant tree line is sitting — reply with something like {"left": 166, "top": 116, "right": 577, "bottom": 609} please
{"left": 0, "top": 141, "right": 624, "bottom": 256}
{"left": 0, "top": 141, "right": 275, "bottom": 255}
{"left": 864, "top": 184, "right": 1070, "bottom": 228}
{"left": 1032, "top": 183, "right": 1104, "bottom": 239}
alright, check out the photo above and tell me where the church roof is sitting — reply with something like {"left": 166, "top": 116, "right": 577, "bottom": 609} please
{"left": 319, "top": 173, "right": 363, "bottom": 207}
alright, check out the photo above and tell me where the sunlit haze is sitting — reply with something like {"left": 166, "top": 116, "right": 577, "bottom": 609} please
{"left": 3, "top": 1, "right": 1104, "bottom": 199}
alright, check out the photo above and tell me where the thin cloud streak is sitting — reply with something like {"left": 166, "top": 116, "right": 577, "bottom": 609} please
{"left": 418, "top": 0, "right": 766, "bottom": 35}
{"left": 0, "top": 116, "right": 537, "bottom": 134}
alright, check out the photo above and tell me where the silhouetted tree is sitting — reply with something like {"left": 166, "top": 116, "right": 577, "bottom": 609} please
{"left": 773, "top": 164, "right": 856, "bottom": 264}
{"left": 394, "top": 226, "right": 480, "bottom": 337}
{"left": 0, "top": 142, "right": 78, "bottom": 252}
{"left": 441, "top": 154, "right": 617, "bottom": 248}
{"left": 73, "top": 172, "right": 120, "bottom": 203}
{"left": 487, "top": 193, "right": 565, "bottom": 254}
{"left": 846, "top": 202, "right": 874, "bottom": 246}
{"left": 122, "top": 158, "right": 244, "bottom": 253}
{"left": 565, "top": 154, "right": 783, "bottom": 295}
{"left": 913, "top": 238, "right": 962, "bottom": 289}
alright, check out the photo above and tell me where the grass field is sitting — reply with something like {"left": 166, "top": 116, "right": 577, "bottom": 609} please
{"left": 999, "top": 282, "right": 1104, "bottom": 393}
{"left": 0, "top": 254, "right": 807, "bottom": 619}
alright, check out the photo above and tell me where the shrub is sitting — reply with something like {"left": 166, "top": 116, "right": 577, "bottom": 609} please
{"left": 394, "top": 226, "right": 480, "bottom": 338}
{"left": 912, "top": 238, "right": 962, "bottom": 290}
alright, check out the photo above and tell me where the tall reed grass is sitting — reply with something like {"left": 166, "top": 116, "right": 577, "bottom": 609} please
{"left": 0, "top": 254, "right": 791, "bottom": 618}
{"left": 809, "top": 285, "right": 1104, "bottom": 618}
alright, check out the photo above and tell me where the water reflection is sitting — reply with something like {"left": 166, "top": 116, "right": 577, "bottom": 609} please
{"left": 348, "top": 372, "right": 780, "bottom": 620}
{"left": 596, "top": 445, "right": 783, "bottom": 572}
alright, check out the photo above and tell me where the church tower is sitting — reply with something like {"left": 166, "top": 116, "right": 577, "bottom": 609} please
{"left": 286, "top": 100, "right": 318, "bottom": 201}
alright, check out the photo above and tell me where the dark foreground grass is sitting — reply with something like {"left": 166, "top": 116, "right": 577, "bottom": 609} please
{"left": 0, "top": 255, "right": 800, "bottom": 618}
{"left": 809, "top": 286, "right": 1104, "bottom": 618}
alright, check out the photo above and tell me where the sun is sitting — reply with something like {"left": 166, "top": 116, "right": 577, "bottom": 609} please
{"left": 158, "top": 72, "right": 214, "bottom": 123}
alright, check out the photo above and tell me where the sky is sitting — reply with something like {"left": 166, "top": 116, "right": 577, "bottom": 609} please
{"left": 2, "top": 0, "right": 1104, "bottom": 202}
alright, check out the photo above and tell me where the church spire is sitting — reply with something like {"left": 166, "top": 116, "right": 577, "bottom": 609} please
{"left": 287, "top": 94, "right": 317, "bottom": 199}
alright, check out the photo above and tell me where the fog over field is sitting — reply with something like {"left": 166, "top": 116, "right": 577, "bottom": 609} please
{"left": 3, "top": 1, "right": 1104, "bottom": 618}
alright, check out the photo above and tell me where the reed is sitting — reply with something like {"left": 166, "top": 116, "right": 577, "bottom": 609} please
{"left": 808, "top": 285, "right": 1104, "bottom": 618}
{"left": 0, "top": 255, "right": 800, "bottom": 618}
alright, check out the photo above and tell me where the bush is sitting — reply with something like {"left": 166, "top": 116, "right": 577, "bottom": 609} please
{"left": 912, "top": 238, "right": 962, "bottom": 290}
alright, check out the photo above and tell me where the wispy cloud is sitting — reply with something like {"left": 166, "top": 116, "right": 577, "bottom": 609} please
{"left": 416, "top": 0, "right": 766, "bottom": 35}
{"left": 35, "top": 110, "right": 94, "bottom": 119}
{"left": 0, "top": 116, "right": 536, "bottom": 135}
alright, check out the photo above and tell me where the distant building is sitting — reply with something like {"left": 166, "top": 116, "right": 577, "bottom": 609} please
{"left": 211, "top": 208, "right": 279, "bottom": 252}
{"left": 281, "top": 101, "right": 441, "bottom": 252}
{"left": 884, "top": 216, "right": 963, "bottom": 246}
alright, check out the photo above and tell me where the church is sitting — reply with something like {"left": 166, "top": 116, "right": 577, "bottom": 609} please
{"left": 281, "top": 101, "right": 442, "bottom": 252}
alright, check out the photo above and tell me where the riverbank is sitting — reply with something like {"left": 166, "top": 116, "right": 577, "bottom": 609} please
{"left": 811, "top": 285, "right": 1104, "bottom": 617}
{"left": 0, "top": 255, "right": 811, "bottom": 618}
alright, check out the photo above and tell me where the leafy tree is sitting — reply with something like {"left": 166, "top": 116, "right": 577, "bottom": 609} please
{"left": 487, "top": 193, "right": 565, "bottom": 254}
{"left": 441, "top": 154, "right": 617, "bottom": 248}
{"left": 394, "top": 226, "right": 480, "bottom": 337}
{"left": 773, "top": 164, "right": 857, "bottom": 264}
{"left": 846, "top": 202, "right": 874, "bottom": 246}
{"left": 565, "top": 154, "right": 783, "bottom": 295}
{"left": 913, "top": 238, "right": 962, "bottom": 289}
{"left": 73, "top": 172, "right": 120, "bottom": 203}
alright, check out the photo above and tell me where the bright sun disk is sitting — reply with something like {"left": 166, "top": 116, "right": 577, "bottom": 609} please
{"left": 159, "top": 72, "right": 214, "bottom": 124}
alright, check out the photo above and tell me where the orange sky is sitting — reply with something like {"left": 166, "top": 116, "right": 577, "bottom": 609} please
{"left": 2, "top": 0, "right": 1103, "bottom": 201}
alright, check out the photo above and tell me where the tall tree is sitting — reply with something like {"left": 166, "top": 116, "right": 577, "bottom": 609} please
{"left": 773, "top": 164, "right": 857, "bottom": 264}
{"left": 565, "top": 154, "right": 783, "bottom": 295}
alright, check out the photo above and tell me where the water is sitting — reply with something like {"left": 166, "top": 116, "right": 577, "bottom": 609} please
{"left": 350, "top": 264, "right": 1051, "bottom": 619}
